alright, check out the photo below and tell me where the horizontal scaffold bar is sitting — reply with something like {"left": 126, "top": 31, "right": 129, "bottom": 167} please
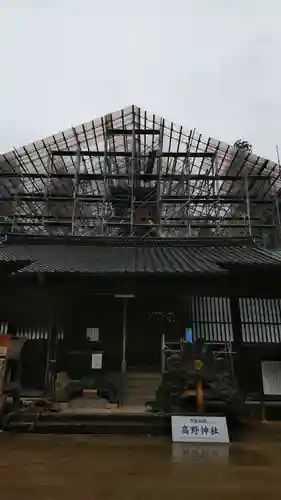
{"left": 107, "top": 128, "right": 160, "bottom": 135}
{"left": 0, "top": 194, "right": 273, "bottom": 204}
{"left": 0, "top": 173, "right": 272, "bottom": 181}
{"left": 0, "top": 220, "right": 275, "bottom": 229}
{"left": 0, "top": 215, "right": 261, "bottom": 222}
{"left": 50, "top": 150, "right": 215, "bottom": 158}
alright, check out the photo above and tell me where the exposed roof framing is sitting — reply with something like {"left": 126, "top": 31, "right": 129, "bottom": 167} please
{"left": 0, "top": 105, "right": 280, "bottom": 239}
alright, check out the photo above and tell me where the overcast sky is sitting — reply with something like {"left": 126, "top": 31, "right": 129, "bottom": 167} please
{"left": 0, "top": 0, "right": 280, "bottom": 159}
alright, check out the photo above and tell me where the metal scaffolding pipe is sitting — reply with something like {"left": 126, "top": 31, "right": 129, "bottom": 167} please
{"left": 100, "top": 119, "right": 108, "bottom": 235}
{"left": 1, "top": 106, "right": 280, "bottom": 241}
{"left": 130, "top": 125, "right": 136, "bottom": 236}
{"left": 71, "top": 147, "right": 81, "bottom": 236}
{"left": 244, "top": 175, "right": 252, "bottom": 237}
{"left": 157, "top": 119, "right": 164, "bottom": 234}
{"left": 0, "top": 172, "right": 272, "bottom": 182}
{"left": 2, "top": 194, "right": 274, "bottom": 205}
{"left": 50, "top": 150, "right": 215, "bottom": 159}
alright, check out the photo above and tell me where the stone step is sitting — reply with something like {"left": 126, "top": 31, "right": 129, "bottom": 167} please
{"left": 124, "top": 386, "right": 158, "bottom": 395}
{"left": 126, "top": 372, "right": 161, "bottom": 380}
{"left": 69, "top": 397, "right": 107, "bottom": 410}
{"left": 124, "top": 397, "right": 150, "bottom": 405}
{"left": 125, "top": 387, "right": 158, "bottom": 395}
{"left": 124, "top": 384, "right": 159, "bottom": 392}
{"left": 124, "top": 398, "right": 155, "bottom": 405}
{"left": 124, "top": 373, "right": 160, "bottom": 406}
{"left": 125, "top": 381, "right": 160, "bottom": 389}
{"left": 125, "top": 385, "right": 158, "bottom": 392}
{"left": 125, "top": 376, "right": 160, "bottom": 382}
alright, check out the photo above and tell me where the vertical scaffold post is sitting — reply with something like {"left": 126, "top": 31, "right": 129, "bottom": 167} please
{"left": 186, "top": 129, "right": 195, "bottom": 237}
{"left": 185, "top": 136, "right": 192, "bottom": 237}
{"left": 42, "top": 149, "right": 52, "bottom": 232}
{"left": 105, "top": 114, "right": 113, "bottom": 191}
{"left": 101, "top": 119, "right": 108, "bottom": 235}
{"left": 275, "top": 189, "right": 280, "bottom": 244}
{"left": 130, "top": 121, "right": 136, "bottom": 236}
{"left": 244, "top": 174, "right": 252, "bottom": 237}
{"left": 212, "top": 149, "right": 219, "bottom": 198}
{"left": 10, "top": 199, "right": 17, "bottom": 232}
{"left": 71, "top": 145, "right": 81, "bottom": 236}
{"left": 11, "top": 175, "right": 20, "bottom": 232}
{"left": 275, "top": 146, "right": 281, "bottom": 246}
{"left": 157, "top": 119, "right": 164, "bottom": 235}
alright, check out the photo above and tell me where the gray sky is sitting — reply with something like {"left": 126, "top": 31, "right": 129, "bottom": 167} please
{"left": 0, "top": 0, "right": 280, "bottom": 159}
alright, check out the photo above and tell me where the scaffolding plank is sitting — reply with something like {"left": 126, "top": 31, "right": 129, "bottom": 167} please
{"left": 107, "top": 128, "right": 160, "bottom": 135}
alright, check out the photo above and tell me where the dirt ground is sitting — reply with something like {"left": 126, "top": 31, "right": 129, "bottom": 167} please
{"left": 1, "top": 429, "right": 281, "bottom": 500}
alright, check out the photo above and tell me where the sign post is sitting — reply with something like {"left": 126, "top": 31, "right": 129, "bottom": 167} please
{"left": 171, "top": 415, "right": 229, "bottom": 444}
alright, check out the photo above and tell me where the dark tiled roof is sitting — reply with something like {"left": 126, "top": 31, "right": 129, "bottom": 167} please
{"left": 0, "top": 234, "right": 281, "bottom": 276}
{"left": 0, "top": 260, "right": 32, "bottom": 274}
{"left": 0, "top": 242, "right": 223, "bottom": 275}
{"left": 202, "top": 245, "right": 281, "bottom": 267}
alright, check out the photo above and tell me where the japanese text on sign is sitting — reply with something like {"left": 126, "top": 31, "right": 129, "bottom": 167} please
{"left": 171, "top": 416, "right": 229, "bottom": 443}
{"left": 181, "top": 424, "right": 219, "bottom": 436}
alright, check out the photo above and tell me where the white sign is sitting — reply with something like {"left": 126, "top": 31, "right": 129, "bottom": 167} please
{"left": 171, "top": 415, "right": 229, "bottom": 444}
{"left": 91, "top": 352, "right": 103, "bottom": 370}
{"left": 262, "top": 361, "right": 281, "bottom": 395}
{"left": 87, "top": 328, "right": 99, "bottom": 342}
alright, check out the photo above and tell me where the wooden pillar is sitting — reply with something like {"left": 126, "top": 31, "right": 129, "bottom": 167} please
{"left": 196, "top": 378, "right": 204, "bottom": 412}
{"left": 45, "top": 323, "right": 59, "bottom": 399}
{"left": 121, "top": 298, "right": 128, "bottom": 375}
{"left": 230, "top": 297, "right": 243, "bottom": 382}
{"left": 44, "top": 281, "right": 59, "bottom": 400}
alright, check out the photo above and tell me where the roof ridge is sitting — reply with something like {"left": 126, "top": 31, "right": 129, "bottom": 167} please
{"left": 3, "top": 233, "right": 254, "bottom": 248}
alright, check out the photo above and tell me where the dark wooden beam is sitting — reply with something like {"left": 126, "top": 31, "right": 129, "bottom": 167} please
{"left": 50, "top": 150, "right": 215, "bottom": 158}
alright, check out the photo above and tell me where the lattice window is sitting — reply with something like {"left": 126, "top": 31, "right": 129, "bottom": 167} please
{"left": 192, "top": 296, "right": 233, "bottom": 342}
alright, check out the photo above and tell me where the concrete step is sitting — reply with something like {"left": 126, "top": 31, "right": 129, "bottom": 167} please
{"left": 125, "top": 382, "right": 160, "bottom": 389}
{"left": 125, "top": 395, "right": 156, "bottom": 402}
{"left": 125, "top": 390, "right": 157, "bottom": 396}
{"left": 69, "top": 397, "right": 107, "bottom": 410}
{"left": 125, "top": 383, "right": 160, "bottom": 390}
{"left": 124, "top": 396, "right": 151, "bottom": 405}
{"left": 125, "top": 383, "right": 159, "bottom": 391}
{"left": 124, "top": 398, "right": 154, "bottom": 404}
{"left": 124, "top": 387, "right": 158, "bottom": 395}
{"left": 125, "top": 376, "right": 161, "bottom": 381}
{"left": 126, "top": 372, "right": 161, "bottom": 380}
{"left": 123, "top": 372, "right": 161, "bottom": 406}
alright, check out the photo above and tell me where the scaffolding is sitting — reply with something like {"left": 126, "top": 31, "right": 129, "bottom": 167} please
{"left": 0, "top": 105, "right": 280, "bottom": 242}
